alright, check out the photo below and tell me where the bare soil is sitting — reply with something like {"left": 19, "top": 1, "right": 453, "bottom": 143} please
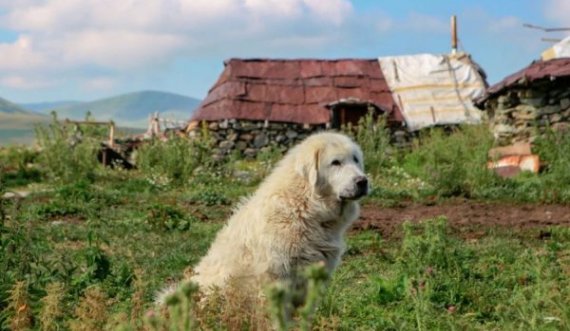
{"left": 354, "top": 199, "right": 570, "bottom": 239}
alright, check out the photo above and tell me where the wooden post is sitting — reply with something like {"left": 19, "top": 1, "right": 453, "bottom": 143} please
{"left": 109, "top": 122, "right": 115, "bottom": 148}
{"left": 451, "top": 15, "right": 458, "bottom": 54}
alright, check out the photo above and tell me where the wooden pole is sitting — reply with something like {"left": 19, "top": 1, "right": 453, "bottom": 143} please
{"left": 451, "top": 15, "right": 457, "bottom": 54}
{"left": 109, "top": 122, "right": 115, "bottom": 148}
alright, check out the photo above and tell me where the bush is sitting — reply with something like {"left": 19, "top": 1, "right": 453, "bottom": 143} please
{"left": 35, "top": 113, "right": 101, "bottom": 184}
{"left": 343, "top": 112, "right": 393, "bottom": 175}
{"left": 136, "top": 134, "right": 213, "bottom": 187}
{"left": 402, "top": 125, "right": 498, "bottom": 198}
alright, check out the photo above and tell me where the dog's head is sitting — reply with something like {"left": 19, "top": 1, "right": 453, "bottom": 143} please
{"left": 295, "top": 132, "right": 369, "bottom": 200}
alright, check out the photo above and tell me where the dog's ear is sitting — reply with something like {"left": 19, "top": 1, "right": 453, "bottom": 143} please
{"left": 295, "top": 145, "right": 321, "bottom": 187}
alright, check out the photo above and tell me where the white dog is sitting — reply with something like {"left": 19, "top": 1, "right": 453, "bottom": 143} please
{"left": 157, "top": 132, "right": 368, "bottom": 303}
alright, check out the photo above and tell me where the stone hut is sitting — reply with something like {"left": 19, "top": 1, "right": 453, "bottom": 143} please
{"left": 187, "top": 58, "right": 405, "bottom": 158}
{"left": 475, "top": 58, "right": 570, "bottom": 146}
{"left": 188, "top": 54, "right": 487, "bottom": 158}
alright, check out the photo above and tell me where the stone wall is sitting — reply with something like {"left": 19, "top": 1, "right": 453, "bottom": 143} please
{"left": 187, "top": 118, "right": 413, "bottom": 159}
{"left": 188, "top": 119, "right": 325, "bottom": 160}
{"left": 479, "top": 80, "right": 570, "bottom": 146}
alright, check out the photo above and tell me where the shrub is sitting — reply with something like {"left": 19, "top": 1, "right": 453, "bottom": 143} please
{"left": 343, "top": 112, "right": 393, "bottom": 175}
{"left": 136, "top": 134, "right": 213, "bottom": 187}
{"left": 402, "top": 125, "right": 498, "bottom": 198}
{"left": 35, "top": 113, "right": 101, "bottom": 183}
{"left": 146, "top": 203, "right": 194, "bottom": 231}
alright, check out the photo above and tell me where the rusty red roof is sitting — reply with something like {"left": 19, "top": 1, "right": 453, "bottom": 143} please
{"left": 476, "top": 58, "right": 570, "bottom": 105}
{"left": 191, "top": 58, "right": 403, "bottom": 125}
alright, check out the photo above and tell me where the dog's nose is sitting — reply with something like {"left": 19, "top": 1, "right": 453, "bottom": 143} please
{"left": 355, "top": 176, "right": 368, "bottom": 192}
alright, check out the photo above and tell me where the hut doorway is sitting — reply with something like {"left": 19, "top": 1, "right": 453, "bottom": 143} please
{"left": 327, "top": 99, "right": 384, "bottom": 129}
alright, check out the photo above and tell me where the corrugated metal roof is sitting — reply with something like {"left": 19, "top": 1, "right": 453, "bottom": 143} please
{"left": 191, "top": 58, "right": 403, "bottom": 125}
{"left": 476, "top": 58, "right": 570, "bottom": 105}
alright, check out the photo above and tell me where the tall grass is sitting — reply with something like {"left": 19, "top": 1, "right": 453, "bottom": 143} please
{"left": 136, "top": 132, "right": 213, "bottom": 187}
{"left": 34, "top": 113, "right": 101, "bottom": 183}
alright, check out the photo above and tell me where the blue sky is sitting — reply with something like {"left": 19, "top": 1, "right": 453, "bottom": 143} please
{"left": 0, "top": 0, "right": 568, "bottom": 103}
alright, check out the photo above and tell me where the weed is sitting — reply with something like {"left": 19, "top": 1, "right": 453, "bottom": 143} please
{"left": 68, "top": 285, "right": 109, "bottom": 331}
{"left": 1, "top": 281, "right": 32, "bottom": 331}
{"left": 136, "top": 135, "right": 213, "bottom": 187}
{"left": 39, "top": 282, "right": 65, "bottom": 331}
{"left": 146, "top": 203, "right": 194, "bottom": 231}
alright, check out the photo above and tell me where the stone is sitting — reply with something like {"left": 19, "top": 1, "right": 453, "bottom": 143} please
{"left": 561, "top": 98, "right": 570, "bottom": 110}
{"left": 219, "top": 140, "right": 235, "bottom": 150}
{"left": 259, "top": 146, "right": 272, "bottom": 154}
{"left": 286, "top": 129, "right": 298, "bottom": 139}
{"left": 513, "top": 112, "right": 536, "bottom": 120}
{"left": 494, "top": 124, "right": 515, "bottom": 133}
{"left": 219, "top": 120, "right": 229, "bottom": 129}
{"left": 244, "top": 148, "right": 257, "bottom": 158}
{"left": 208, "top": 122, "right": 219, "bottom": 130}
{"left": 240, "top": 134, "right": 254, "bottom": 142}
{"left": 553, "top": 122, "right": 570, "bottom": 132}
{"left": 515, "top": 104, "right": 537, "bottom": 113}
{"left": 236, "top": 141, "right": 248, "bottom": 151}
{"left": 227, "top": 132, "right": 238, "bottom": 141}
{"left": 550, "top": 113, "right": 562, "bottom": 123}
{"left": 520, "top": 98, "right": 546, "bottom": 107}
{"left": 253, "top": 133, "right": 268, "bottom": 148}
{"left": 539, "top": 104, "right": 561, "bottom": 115}
{"left": 232, "top": 121, "right": 242, "bottom": 129}
{"left": 497, "top": 107, "right": 516, "bottom": 115}
{"left": 275, "top": 134, "right": 286, "bottom": 143}
{"left": 241, "top": 121, "right": 257, "bottom": 131}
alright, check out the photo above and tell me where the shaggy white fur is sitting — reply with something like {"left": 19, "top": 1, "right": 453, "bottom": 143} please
{"left": 156, "top": 132, "right": 368, "bottom": 304}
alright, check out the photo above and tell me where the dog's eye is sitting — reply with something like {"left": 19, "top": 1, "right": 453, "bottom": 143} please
{"left": 353, "top": 156, "right": 359, "bottom": 163}
{"left": 331, "top": 160, "right": 341, "bottom": 166}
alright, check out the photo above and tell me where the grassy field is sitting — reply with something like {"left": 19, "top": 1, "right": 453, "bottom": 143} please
{"left": 1, "top": 116, "right": 570, "bottom": 330}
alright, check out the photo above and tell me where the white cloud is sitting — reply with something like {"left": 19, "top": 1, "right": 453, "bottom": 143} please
{"left": 83, "top": 77, "right": 117, "bottom": 90}
{"left": 544, "top": 0, "right": 570, "bottom": 27}
{"left": 0, "top": 75, "right": 55, "bottom": 89}
{"left": 0, "top": 0, "right": 354, "bottom": 90}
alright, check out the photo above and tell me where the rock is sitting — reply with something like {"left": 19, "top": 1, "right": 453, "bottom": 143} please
{"left": 286, "top": 130, "right": 298, "bottom": 139}
{"left": 539, "top": 104, "right": 561, "bottom": 115}
{"left": 520, "top": 97, "right": 546, "bottom": 107}
{"left": 561, "top": 98, "right": 570, "bottom": 110}
{"left": 550, "top": 113, "right": 562, "bottom": 123}
{"left": 219, "top": 140, "right": 235, "bottom": 150}
{"left": 232, "top": 121, "right": 242, "bottom": 129}
{"left": 553, "top": 122, "right": 570, "bottom": 132}
{"left": 236, "top": 141, "right": 248, "bottom": 151}
{"left": 244, "top": 148, "right": 257, "bottom": 158}
{"left": 219, "top": 120, "right": 229, "bottom": 129}
{"left": 494, "top": 124, "right": 515, "bottom": 133}
{"left": 498, "top": 95, "right": 515, "bottom": 106}
{"left": 253, "top": 133, "right": 268, "bottom": 148}
{"left": 275, "top": 134, "right": 286, "bottom": 143}
{"left": 208, "top": 122, "right": 219, "bottom": 130}
{"left": 240, "top": 134, "right": 254, "bottom": 142}
{"left": 259, "top": 146, "right": 272, "bottom": 154}
{"left": 227, "top": 132, "right": 238, "bottom": 141}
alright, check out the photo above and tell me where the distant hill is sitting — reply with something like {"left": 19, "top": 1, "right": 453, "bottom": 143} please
{"left": 0, "top": 98, "right": 49, "bottom": 145}
{"left": 0, "top": 97, "right": 30, "bottom": 114}
{"left": 21, "top": 100, "right": 82, "bottom": 113}
{"left": 42, "top": 90, "right": 201, "bottom": 128}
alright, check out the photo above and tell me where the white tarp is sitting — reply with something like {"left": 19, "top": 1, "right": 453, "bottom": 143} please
{"left": 542, "top": 36, "right": 570, "bottom": 61}
{"left": 378, "top": 53, "right": 486, "bottom": 131}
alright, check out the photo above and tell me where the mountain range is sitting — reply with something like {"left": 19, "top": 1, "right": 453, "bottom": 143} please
{"left": 0, "top": 90, "right": 201, "bottom": 145}
{"left": 21, "top": 90, "right": 201, "bottom": 128}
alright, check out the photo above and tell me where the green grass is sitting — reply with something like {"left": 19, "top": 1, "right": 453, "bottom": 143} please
{"left": 2, "top": 116, "right": 570, "bottom": 329}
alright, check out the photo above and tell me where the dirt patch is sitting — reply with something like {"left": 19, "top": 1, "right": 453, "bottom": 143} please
{"left": 354, "top": 199, "right": 570, "bottom": 238}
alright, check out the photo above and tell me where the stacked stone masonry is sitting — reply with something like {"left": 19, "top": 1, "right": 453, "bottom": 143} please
{"left": 188, "top": 119, "right": 412, "bottom": 159}
{"left": 479, "top": 81, "right": 570, "bottom": 146}
{"left": 188, "top": 120, "right": 325, "bottom": 160}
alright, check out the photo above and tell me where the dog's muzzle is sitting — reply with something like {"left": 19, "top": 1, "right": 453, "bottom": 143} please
{"left": 340, "top": 176, "right": 369, "bottom": 200}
